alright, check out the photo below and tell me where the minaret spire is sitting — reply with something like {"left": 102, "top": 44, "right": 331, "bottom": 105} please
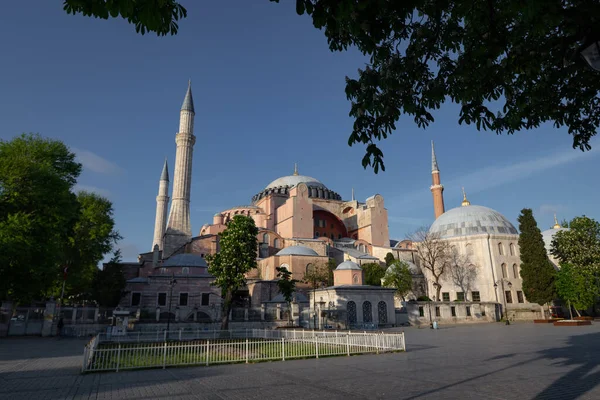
{"left": 293, "top": 163, "right": 299, "bottom": 176}
{"left": 431, "top": 140, "right": 439, "bottom": 172}
{"left": 164, "top": 81, "right": 197, "bottom": 256}
{"left": 430, "top": 141, "right": 445, "bottom": 219}
{"left": 152, "top": 158, "right": 170, "bottom": 251}
{"left": 351, "top": 188, "right": 355, "bottom": 201}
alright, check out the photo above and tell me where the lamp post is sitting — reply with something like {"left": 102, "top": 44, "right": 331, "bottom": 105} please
{"left": 494, "top": 279, "right": 513, "bottom": 325}
{"left": 166, "top": 274, "right": 177, "bottom": 339}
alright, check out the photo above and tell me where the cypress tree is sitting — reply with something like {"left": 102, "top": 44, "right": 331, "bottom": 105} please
{"left": 518, "top": 208, "right": 556, "bottom": 311}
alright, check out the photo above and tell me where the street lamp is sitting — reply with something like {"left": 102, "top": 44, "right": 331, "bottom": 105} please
{"left": 166, "top": 274, "right": 177, "bottom": 339}
{"left": 494, "top": 280, "right": 513, "bottom": 325}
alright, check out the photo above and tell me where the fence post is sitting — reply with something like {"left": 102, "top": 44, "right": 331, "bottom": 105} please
{"left": 346, "top": 333, "right": 350, "bottom": 356}
{"left": 282, "top": 337, "right": 285, "bottom": 361}
{"left": 162, "top": 341, "right": 167, "bottom": 369}
{"left": 315, "top": 336, "right": 319, "bottom": 359}
{"left": 137, "top": 331, "right": 140, "bottom": 343}
{"left": 179, "top": 329, "right": 182, "bottom": 341}
{"left": 376, "top": 334, "right": 379, "bottom": 354}
{"left": 245, "top": 338, "right": 249, "bottom": 364}
{"left": 402, "top": 332, "right": 406, "bottom": 351}
{"left": 164, "top": 330, "right": 167, "bottom": 341}
{"left": 82, "top": 345, "right": 88, "bottom": 372}
{"left": 116, "top": 343, "right": 122, "bottom": 372}
{"left": 206, "top": 340, "right": 210, "bottom": 366}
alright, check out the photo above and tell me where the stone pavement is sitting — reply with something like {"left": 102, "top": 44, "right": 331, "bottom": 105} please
{"left": 1, "top": 322, "right": 599, "bottom": 399}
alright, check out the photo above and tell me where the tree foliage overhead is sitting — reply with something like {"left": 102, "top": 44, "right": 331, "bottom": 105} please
{"left": 551, "top": 216, "right": 600, "bottom": 271}
{"left": 382, "top": 259, "right": 413, "bottom": 301}
{"left": 517, "top": 208, "right": 556, "bottom": 307}
{"left": 384, "top": 252, "right": 395, "bottom": 267}
{"left": 63, "top": 0, "right": 187, "bottom": 36}
{"left": 206, "top": 215, "right": 259, "bottom": 330}
{"left": 271, "top": 0, "right": 600, "bottom": 173}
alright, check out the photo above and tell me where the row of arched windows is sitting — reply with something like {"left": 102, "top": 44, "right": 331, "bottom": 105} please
{"left": 501, "top": 263, "right": 520, "bottom": 279}
{"left": 498, "top": 242, "right": 516, "bottom": 256}
{"left": 346, "top": 301, "right": 388, "bottom": 324}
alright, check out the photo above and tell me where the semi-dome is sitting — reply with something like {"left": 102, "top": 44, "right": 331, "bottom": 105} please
{"left": 162, "top": 253, "right": 208, "bottom": 268}
{"left": 429, "top": 204, "right": 518, "bottom": 239}
{"left": 265, "top": 175, "right": 327, "bottom": 190}
{"left": 336, "top": 260, "right": 361, "bottom": 270}
{"left": 276, "top": 245, "right": 319, "bottom": 256}
{"left": 385, "top": 260, "right": 419, "bottom": 275}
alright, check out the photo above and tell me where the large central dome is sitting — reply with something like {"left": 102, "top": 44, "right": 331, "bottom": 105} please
{"left": 429, "top": 204, "right": 518, "bottom": 239}
{"left": 265, "top": 175, "right": 327, "bottom": 190}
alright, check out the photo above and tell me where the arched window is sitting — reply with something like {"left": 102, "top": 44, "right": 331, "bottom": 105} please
{"left": 182, "top": 267, "right": 189, "bottom": 275}
{"left": 451, "top": 245, "right": 458, "bottom": 255}
{"left": 509, "top": 243, "right": 515, "bottom": 256}
{"left": 273, "top": 238, "right": 280, "bottom": 249}
{"left": 498, "top": 243, "right": 504, "bottom": 255}
{"left": 347, "top": 301, "right": 357, "bottom": 324}
{"left": 338, "top": 234, "right": 342, "bottom": 239}
{"left": 363, "top": 301, "right": 373, "bottom": 323}
{"left": 512, "top": 263, "right": 519, "bottom": 278}
{"left": 353, "top": 274, "right": 359, "bottom": 284}
{"left": 466, "top": 243, "right": 474, "bottom": 256}
{"left": 314, "top": 232, "right": 320, "bottom": 238}
{"left": 330, "top": 233, "right": 334, "bottom": 240}
{"left": 378, "top": 301, "right": 388, "bottom": 324}
{"left": 501, "top": 263, "right": 508, "bottom": 278}
{"left": 262, "top": 233, "right": 269, "bottom": 244}
{"left": 305, "top": 263, "right": 314, "bottom": 275}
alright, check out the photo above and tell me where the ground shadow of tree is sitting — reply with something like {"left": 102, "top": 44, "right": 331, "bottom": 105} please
{"left": 534, "top": 331, "right": 600, "bottom": 399}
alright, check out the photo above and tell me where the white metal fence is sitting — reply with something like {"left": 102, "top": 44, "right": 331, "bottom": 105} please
{"left": 82, "top": 329, "right": 406, "bottom": 373}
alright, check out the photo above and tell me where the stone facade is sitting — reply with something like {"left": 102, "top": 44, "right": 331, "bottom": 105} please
{"left": 406, "top": 301, "right": 499, "bottom": 327}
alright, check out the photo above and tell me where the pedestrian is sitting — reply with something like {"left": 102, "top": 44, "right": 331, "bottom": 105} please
{"left": 57, "top": 317, "right": 64, "bottom": 338}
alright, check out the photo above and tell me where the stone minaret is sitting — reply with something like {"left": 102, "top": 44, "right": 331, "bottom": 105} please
{"left": 152, "top": 159, "right": 170, "bottom": 251}
{"left": 163, "top": 81, "right": 196, "bottom": 256}
{"left": 430, "top": 140, "right": 445, "bottom": 219}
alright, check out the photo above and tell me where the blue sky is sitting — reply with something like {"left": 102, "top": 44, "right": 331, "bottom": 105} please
{"left": 1, "top": 1, "right": 598, "bottom": 262}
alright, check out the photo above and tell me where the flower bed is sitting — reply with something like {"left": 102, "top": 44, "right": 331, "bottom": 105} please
{"left": 553, "top": 320, "right": 592, "bottom": 326}
{"left": 533, "top": 319, "right": 562, "bottom": 324}
{"left": 573, "top": 316, "right": 594, "bottom": 321}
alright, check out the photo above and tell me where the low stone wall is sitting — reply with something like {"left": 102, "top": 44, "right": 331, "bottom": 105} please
{"left": 507, "top": 308, "right": 544, "bottom": 321}
{"left": 131, "top": 320, "right": 290, "bottom": 332}
{"left": 407, "top": 302, "right": 499, "bottom": 327}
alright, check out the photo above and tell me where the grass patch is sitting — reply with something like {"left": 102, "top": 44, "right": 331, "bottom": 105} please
{"left": 88, "top": 338, "right": 393, "bottom": 371}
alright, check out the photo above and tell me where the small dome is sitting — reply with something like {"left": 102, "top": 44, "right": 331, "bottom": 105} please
{"left": 276, "top": 245, "right": 319, "bottom": 256}
{"left": 213, "top": 213, "right": 222, "bottom": 217}
{"left": 429, "top": 204, "right": 518, "bottom": 239}
{"left": 385, "top": 260, "right": 419, "bottom": 276}
{"left": 542, "top": 227, "right": 569, "bottom": 254}
{"left": 265, "top": 175, "right": 327, "bottom": 190}
{"left": 162, "top": 253, "right": 207, "bottom": 268}
{"left": 336, "top": 260, "right": 361, "bottom": 270}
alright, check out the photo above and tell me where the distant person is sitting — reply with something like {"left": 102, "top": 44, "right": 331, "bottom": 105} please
{"left": 57, "top": 317, "right": 64, "bottom": 337}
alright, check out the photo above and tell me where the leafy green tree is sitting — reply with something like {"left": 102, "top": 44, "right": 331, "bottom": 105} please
{"left": 518, "top": 208, "right": 556, "bottom": 316}
{"left": 270, "top": 0, "right": 600, "bottom": 172}
{"left": 303, "top": 262, "right": 330, "bottom": 328}
{"left": 206, "top": 215, "right": 259, "bottom": 330}
{"left": 362, "top": 262, "right": 386, "bottom": 286}
{"left": 0, "top": 134, "right": 81, "bottom": 304}
{"left": 91, "top": 250, "right": 126, "bottom": 308}
{"left": 551, "top": 216, "right": 600, "bottom": 271}
{"left": 63, "top": 0, "right": 187, "bottom": 36}
{"left": 555, "top": 263, "right": 599, "bottom": 319}
{"left": 325, "top": 258, "right": 337, "bottom": 286}
{"left": 276, "top": 266, "right": 299, "bottom": 325}
{"left": 58, "top": 191, "right": 121, "bottom": 300}
{"left": 384, "top": 252, "right": 395, "bottom": 267}
{"left": 382, "top": 259, "right": 413, "bottom": 301}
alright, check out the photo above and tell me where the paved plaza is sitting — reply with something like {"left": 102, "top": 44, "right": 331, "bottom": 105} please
{"left": 1, "top": 322, "right": 599, "bottom": 399}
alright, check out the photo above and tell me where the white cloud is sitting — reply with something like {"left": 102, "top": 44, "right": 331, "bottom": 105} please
{"left": 74, "top": 184, "right": 111, "bottom": 198}
{"left": 387, "top": 147, "right": 599, "bottom": 210}
{"left": 538, "top": 204, "right": 566, "bottom": 216}
{"left": 72, "top": 147, "right": 122, "bottom": 174}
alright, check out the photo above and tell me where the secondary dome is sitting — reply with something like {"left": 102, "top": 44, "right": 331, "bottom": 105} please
{"left": 276, "top": 245, "right": 319, "bottom": 256}
{"left": 336, "top": 260, "right": 361, "bottom": 270}
{"left": 265, "top": 175, "right": 327, "bottom": 190}
{"left": 542, "top": 227, "right": 569, "bottom": 254}
{"left": 429, "top": 204, "right": 518, "bottom": 239}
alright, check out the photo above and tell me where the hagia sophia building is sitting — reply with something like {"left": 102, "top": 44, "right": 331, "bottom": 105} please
{"left": 118, "top": 82, "right": 566, "bottom": 323}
